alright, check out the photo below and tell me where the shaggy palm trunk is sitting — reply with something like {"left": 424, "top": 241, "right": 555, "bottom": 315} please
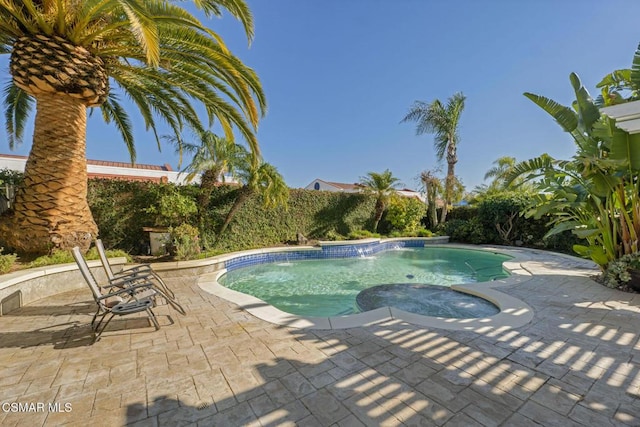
{"left": 217, "top": 186, "right": 251, "bottom": 241}
{"left": 197, "top": 169, "right": 220, "bottom": 248}
{"left": 427, "top": 193, "right": 438, "bottom": 229}
{"left": 0, "top": 34, "right": 108, "bottom": 254}
{"left": 440, "top": 141, "right": 457, "bottom": 224}
{"left": 0, "top": 95, "right": 97, "bottom": 254}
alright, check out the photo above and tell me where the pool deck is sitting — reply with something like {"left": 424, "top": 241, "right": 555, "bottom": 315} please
{"left": 1, "top": 246, "right": 639, "bottom": 426}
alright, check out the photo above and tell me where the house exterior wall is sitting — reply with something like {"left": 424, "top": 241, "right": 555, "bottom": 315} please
{"left": 0, "top": 154, "right": 240, "bottom": 185}
{"left": 304, "top": 179, "right": 361, "bottom": 193}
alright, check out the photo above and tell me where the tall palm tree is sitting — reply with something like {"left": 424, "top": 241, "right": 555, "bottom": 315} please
{"left": 218, "top": 155, "right": 288, "bottom": 239}
{"left": 167, "top": 131, "right": 253, "bottom": 248}
{"left": 359, "top": 169, "right": 401, "bottom": 232}
{"left": 0, "top": 0, "right": 265, "bottom": 255}
{"left": 402, "top": 92, "right": 465, "bottom": 223}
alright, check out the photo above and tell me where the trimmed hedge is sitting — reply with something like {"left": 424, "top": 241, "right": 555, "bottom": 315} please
{"left": 88, "top": 180, "right": 376, "bottom": 253}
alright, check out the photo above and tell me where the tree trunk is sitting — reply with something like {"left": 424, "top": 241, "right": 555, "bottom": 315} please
{"left": 427, "top": 199, "right": 438, "bottom": 229}
{"left": 372, "top": 199, "right": 385, "bottom": 232}
{"left": 197, "top": 169, "right": 219, "bottom": 249}
{"left": 217, "top": 186, "right": 251, "bottom": 241}
{"left": 440, "top": 161, "right": 455, "bottom": 224}
{"left": 0, "top": 94, "right": 97, "bottom": 254}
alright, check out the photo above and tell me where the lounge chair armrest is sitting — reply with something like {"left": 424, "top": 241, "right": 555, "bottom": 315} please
{"left": 97, "top": 282, "right": 155, "bottom": 300}
{"left": 106, "top": 272, "right": 154, "bottom": 287}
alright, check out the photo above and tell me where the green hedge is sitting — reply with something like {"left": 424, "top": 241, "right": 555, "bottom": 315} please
{"left": 88, "top": 180, "right": 376, "bottom": 253}
{"left": 444, "top": 193, "right": 584, "bottom": 254}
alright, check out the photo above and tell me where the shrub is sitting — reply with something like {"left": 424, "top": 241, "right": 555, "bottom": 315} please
{"left": 89, "top": 181, "right": 376, "bottom": 254}
{"left": 347, "top": 230, "right": 381, "bottom": 239}
{"left": 443, "top": 218, "right": 487, "bottom": 244}
{"left": 416, "top": 228, "right": 433, "bottom": 237}
{"left": 385, "top": 196, "right": 426, "bottom": 234}
{"left": 168, "top": 223, "right": 201, "bottom": 261}
{"left": 146, "top": 188, "right": 198, "bottom": 227}
{"left": 28, "top": 247, "right": 130, "bottom": 268}
{"left": 0, "top": 248, "right": 17, "bottom": 274}
{"left": 324, "top": 230, "right": 345, "bottom": 241}
{"left": 476, "top": 192, "right": 529, "bottom": 244}
{"left": 29, "top": 250, "right": 75, "bottom": 267}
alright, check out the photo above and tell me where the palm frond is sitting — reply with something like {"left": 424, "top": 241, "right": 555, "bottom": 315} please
{"left": 3, "top": 82, "right": 34, "bottom": 149}
{"left": 100, "top": 93, "right": 135, "bottom": 162}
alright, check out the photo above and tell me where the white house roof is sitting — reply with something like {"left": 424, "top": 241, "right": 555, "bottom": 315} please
{"left": 600, "top": 100, "right": 640, "bottom": 134}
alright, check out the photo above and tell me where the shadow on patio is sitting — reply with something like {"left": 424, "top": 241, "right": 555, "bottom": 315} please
{"left": 121, "top": 279, "right": 640, "bottom": 426}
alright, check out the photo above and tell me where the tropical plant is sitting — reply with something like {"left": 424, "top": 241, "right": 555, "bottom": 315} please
{"left": 359, "top": 169, "right": 401, "bottom": 232}
{"left": 168, "top": 131, "right": 252, "bottom": 248}
{"left": 217, "top": 155, "right": 288, "bottom": 239}
{"left": 596, "top": 44, "right": 640, "bottom": 106}
{"left": 0, "top": 0, "right": 265, "bottom": 255}
{"left": 472, "top": 157, "right": 535, "bottom": 200}
{"left": 484, "top": 156, "right": 517, "bottom": 190}
{"left": 601, "top": 253, "right": 640, "bottom": 289}
{"left": 419, "top": 170, "right": 442, "bottom": 228}
{"left": 506, "top": 72, "right": 640, "bottom": 268}
{"left": 402, "top": 92, "right": 466, "bottom": 223}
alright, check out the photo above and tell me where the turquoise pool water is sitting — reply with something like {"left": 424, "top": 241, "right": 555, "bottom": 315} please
{"left": 219, "top": 247, "right": 510, "bottom": 317}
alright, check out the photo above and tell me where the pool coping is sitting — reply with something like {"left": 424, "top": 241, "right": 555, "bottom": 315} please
{"left": 196, "top": 240, "right": 540, "bottom": 332}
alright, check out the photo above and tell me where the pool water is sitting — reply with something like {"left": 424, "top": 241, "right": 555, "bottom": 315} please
{"left": 219, "top": 247, "right": 510, "bottom": 317}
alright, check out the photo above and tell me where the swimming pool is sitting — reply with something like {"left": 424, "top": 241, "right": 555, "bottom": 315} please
{"left": 219, "top": 247, "right": 510, "bottom": 317}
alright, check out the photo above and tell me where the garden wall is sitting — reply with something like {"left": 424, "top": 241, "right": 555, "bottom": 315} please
{"left": 88, "top": 180, "right": 376, "bottom": 253}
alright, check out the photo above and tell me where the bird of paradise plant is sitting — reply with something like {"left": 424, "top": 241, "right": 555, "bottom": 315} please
{"left": 506, "top": 72, "right": 640, "bottom": 269}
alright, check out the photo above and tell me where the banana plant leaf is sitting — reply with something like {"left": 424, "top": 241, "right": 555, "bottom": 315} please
{"left": 524, "top": 93, "right": 578, "bottom": 133}
{"left": 609, "top": 128, "right": 640, "bottom": 171}
{"left": 570, "top": 72, "right": 601, "bottom": 131}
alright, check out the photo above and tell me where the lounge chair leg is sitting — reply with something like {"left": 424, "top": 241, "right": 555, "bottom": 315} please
{"left": 147, "top": 308, "right": 161, "bottom": 330}
{"left": 96, "top": 313, "right": 116, "bottom": 338}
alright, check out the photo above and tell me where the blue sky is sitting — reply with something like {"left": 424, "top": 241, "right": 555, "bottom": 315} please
{"left": 2, "top": 1, "right": 640, "bottom": 191}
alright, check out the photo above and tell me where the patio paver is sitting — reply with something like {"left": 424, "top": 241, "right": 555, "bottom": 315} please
{"left": 0, "top": 248, "right": 638, "bottom": 426}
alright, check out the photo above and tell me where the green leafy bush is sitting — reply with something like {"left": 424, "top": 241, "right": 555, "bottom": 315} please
{"left": 324, "top": 231, "right": 345, "bottom": 241}
{"left": 0, "top": 248, "right": 17, "bottom": 274}
{"left": 476, "top": 192, "right": 529, "bottom": 244}
{"left": 89, "top": 181, "right": 376, "bottom": 254}
{"left": 29, "top": 247, "right": 130, "bottom": 268}
{"left": 443, "top": 218, "right": 487, "bottom": 244}
{"left": 385, "top": 196, "right": 426, "bottom": 233}
{"left": 347, "top": 230, "right": 381, "bottom": 239}
{"left": 388, "top": 228, "right": 433, "bottom": 238}
{"left": 168, "top": 223, "right": 201, "bottom": 261}
{"left": 146, "top": 188, "right": 198, "bottom": 227}
{"left": 0, "top": 168, "right": 24, "bottom": 186}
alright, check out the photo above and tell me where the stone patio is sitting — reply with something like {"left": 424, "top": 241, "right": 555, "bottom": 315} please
{"left": 0, "top": 249, "right": 639, "bottom": 426}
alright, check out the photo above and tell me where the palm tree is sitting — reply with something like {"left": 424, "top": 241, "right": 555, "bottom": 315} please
{"left": 402, "top": 92, "right": 466, "bottom": 223}
{"left": 218, "top": 156, "right": 288, "bottom": 239}
{"left": 167, "top": 131, "right": 253, "bottom": 248}
{"left": 0, "top": 0, "right": 265, "bottom": 255}
{"left": 483, "top": 156, "right": 517, "bottom": 190}
{"left": 359, "top": 169, "right": 401, "bottom": 232}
